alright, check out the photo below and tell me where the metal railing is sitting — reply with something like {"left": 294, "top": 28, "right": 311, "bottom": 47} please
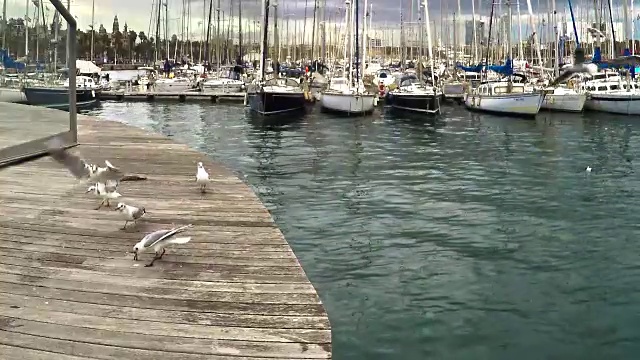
{"left": 49, "top": 0, "right": 77, "bottom": 142}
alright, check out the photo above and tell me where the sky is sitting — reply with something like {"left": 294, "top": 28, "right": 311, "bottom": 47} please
{"left": 4, "top": 0, "right": 640, "bottom": 44}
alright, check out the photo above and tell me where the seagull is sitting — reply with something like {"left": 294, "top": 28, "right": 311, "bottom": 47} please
{"left": 587, "top": 27, "right": 606, "bottom": 40}
{"left": 196, "top": 162, "right": 209, "bottom": 193}
{"left": 133, "top": 224, "right": 193, "bottom": 267}
{"left": 47, "top": 136, "right": 123, "bottom": 183}
{"left": 114, "top": 202, "right": 146, "bottom": 230}
{"left": 586, "top": 166, "right": 592, "bottom": 173}
{"left": 86, "top": 180, "right": 121, "bottom": 209}
{"left": 549, "top": 47, "right": 598, "bottom": 87}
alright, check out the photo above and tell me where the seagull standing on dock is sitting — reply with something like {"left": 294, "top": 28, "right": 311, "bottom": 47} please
{"left": 86, "top": 180, "right": 121, "bottom": 209}
{"left": 47, "top": 136, "right": 123, "bottom": 183}
{"left": 549, "top": 47, "right": 598, "bottom": 87}
{"left": 196, "top": 162, "right": 209, "bottom": 193}
{"left": 133, "top": 224, "right": 193, "bottom": 267}
{"left": 114, "top": 202, "right": 146, "bottom": 230}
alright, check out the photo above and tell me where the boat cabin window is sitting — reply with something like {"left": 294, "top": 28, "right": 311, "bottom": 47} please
{"left": 493, "top": 86, "right": 524, "bottom": 94}
{"left": 597, "top": 86, "right": 607, "bottom": 91}
{"left": 609, "top": 84, "right": 619, "bottom": 90}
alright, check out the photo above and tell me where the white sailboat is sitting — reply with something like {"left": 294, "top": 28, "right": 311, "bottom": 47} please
{"left": 320, "top": 0, "right": 375, "bottom": 115}
{"left": 464, "top": 0, "right": 544, "bottom": 117}
{"left": 539, "top": 0, "right": 586, "bottom": 112}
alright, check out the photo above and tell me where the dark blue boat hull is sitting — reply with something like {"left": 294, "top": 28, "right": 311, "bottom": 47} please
{"left": 23, "top": 87, "right": 99, "bottom": 110}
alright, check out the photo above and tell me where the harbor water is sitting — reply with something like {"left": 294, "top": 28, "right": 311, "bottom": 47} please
{"left": 87, "top": 102, "right": 640, "bottom": 359}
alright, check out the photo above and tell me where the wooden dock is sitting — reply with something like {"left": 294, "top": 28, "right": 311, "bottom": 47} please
{"left": 0, "top": 104, "right": 331, "bottom": 359}
{"left": 100, "top": 90, "right": 246, "bottom": 103}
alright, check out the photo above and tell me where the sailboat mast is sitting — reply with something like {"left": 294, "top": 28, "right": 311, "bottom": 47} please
{"left": 205, "top": 0, "right": 213, "bottom": 62}
{"left": 552, "top": 0, "right": 558, "bottom": 77}
{"left": 216, "top": 0, "right": 221, "bottom": 67}
{"left": 507, "top": 0, "right": 513, "bottom": 91}
{"left": 354, "top": 0, "right": 359, "bottom": 85}
{"left": 238, "top": 0, "right": 242, "bottom": 61}
{"left": 423, "top": 0, "right": 435, "bottom": 85}
{"left": 471, "top": 0, "right": 477, "bottom": 62}
{"left": 273, "top": 0, "right": 279, "bottom": 77}
{"left": 155, "top": 0, "right": 161, "bottom": 62}
{"left": 361, "top": 0, "right": 368, "bottom": 80}
{"left": 259, "top": 0, "right": 270, "bottom": 81}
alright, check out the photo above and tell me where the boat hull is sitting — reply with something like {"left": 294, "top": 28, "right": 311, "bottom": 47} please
{"left": 541, "top": 93, "right": 586, "bottom": 112}
{"left": 584, "top": 93, "right": 640, "bottom": 115}
{"left": 23, "top": 87, "right": 99, "bottom": 110}
{"left": 464, "top": 92, "right": 544, "bottom": 116}
{"left": 386, "top": 92, "right": 441, "bottom": 114}
{"left": 320, "top": 92, "right": 376, "bottom": 114}
{"left": 247, "top": 90, "right": 307, "bottom": 116}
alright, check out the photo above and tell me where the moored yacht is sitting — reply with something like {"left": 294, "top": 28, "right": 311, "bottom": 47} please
{"left": 464, "top": 81, "right": 544, "bottom": 116}
{"left": 385, "top": 74, "right": 442, "bottom": 114}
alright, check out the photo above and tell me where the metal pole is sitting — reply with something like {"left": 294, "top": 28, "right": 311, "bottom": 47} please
{"left": 49, "top": 0, "right": 77, "bottom": 141}
{"left": 66, "top": 0, "right": 70, "bottom": 68}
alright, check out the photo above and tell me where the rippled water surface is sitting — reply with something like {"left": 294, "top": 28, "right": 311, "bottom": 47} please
{"left": 87, "top": 102, "right": 640, "bottom": 359}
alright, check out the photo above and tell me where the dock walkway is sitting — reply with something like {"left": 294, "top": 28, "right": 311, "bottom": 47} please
{"left": 0, "top": 104, "right": 331, "bottom": 359}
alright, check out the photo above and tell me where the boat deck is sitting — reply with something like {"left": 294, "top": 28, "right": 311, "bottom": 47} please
{"left": 0, "top": 103, "right": 331, "bottom": 359}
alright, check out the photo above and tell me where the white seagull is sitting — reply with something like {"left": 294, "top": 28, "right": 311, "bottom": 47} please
{"left": 47, "top": 136, "right": 123, "bottom": 183}
{"left": 86, "top": 180, "right": 121, "bottom": 209}
{"left": 133, "top": 224, "right": 193, "bottom": 267}
{"left": 114, "top": 202, "right": 146, "bottom": 230}
{"left": 196, "top": 162, "right": 209, "bottom": 193}
{"left": 549, "top": 48, "right": 598, "bottom": 87}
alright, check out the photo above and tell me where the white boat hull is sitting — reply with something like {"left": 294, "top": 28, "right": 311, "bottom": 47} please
{"left": 320, "top": 93, "right": 376, "bottom": 114}
{"left": 0, "top": 88, "right": 25, "bottom": 103}
{"left": 541, "top": 93, "right": 586, "bottom": 112}
{"left": 584, "top": 93, "right": 640, "bottom": 115}
{"left": 464, "top": 92, "right": 544, "bottom": 116}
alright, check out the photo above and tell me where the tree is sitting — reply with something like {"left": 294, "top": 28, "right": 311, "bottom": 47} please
{"left": 127, "top": 30, "right": 137, "bottom": 61}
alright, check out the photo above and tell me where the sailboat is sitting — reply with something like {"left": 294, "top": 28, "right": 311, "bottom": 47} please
{"left": 246, "top": 0, "right": 306, "bottom": 116}
{"left": 463, "top": 0, "right": 544, "bottom": 117}
{"left": 320, "top": 0, "right": 375, "bottom": 115}
{"left": 385, "top": 0, "right": 442, "bottom": 114}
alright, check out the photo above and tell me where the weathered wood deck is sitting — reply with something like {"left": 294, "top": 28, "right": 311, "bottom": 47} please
{"left": 0, "top": 104, "right": 331, "bottom": 359}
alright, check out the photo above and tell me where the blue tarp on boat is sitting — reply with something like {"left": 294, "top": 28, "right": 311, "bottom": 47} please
{"left": 0, "top": 49, "right": 26, "bottom": 70}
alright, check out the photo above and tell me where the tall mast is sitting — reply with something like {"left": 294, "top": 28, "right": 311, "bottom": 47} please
{"left": 273, "top": 0, "right": 279, "bottom": 77}
{"left": 471, "top": 0, "right": 477, "bottom": 62}
{"left": 259, "top": 0, "right": 270, "bottom": 81}
{"left": 507, "top": 0, "right": 513, "bottom": 92}
{"left": 155, "top": 0, "right": 161, "bottom": 62}
{"left": 423, "top": 0, "right": 435, "bottom": 85}
{"left": 205, "top": 0, "right": 213, "bottom": 62}
{"left": 216, "top": 0, "right": 221, "bottom": 67}
{"left": 90, "top": 0, "right": 95, "bottom": 61}
{"left": 238, "top": 0, "right": 242, "bottom": 61}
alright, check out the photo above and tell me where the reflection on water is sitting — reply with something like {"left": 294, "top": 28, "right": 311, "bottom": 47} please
{"left": 88, "top": 102, "right": 640, "bottom": 359}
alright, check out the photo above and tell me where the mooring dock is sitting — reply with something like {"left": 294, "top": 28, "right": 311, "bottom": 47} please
{"left": 0, "top": 103, "right": 331, "bottom": 359}
{"left": 100, "top": 90, "right": 246, "bottom": 103}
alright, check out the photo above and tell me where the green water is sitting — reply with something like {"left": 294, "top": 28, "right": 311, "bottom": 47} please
{"left": 88, "top": 103, "right": 640, "bottom": 359}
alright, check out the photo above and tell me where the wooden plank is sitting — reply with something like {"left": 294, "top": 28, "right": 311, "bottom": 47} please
{"left": 0, "top": 344, "right": 98, "bottom": 360}
{"left": 0, "top": 104, "right": 331, "bottom": 359}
